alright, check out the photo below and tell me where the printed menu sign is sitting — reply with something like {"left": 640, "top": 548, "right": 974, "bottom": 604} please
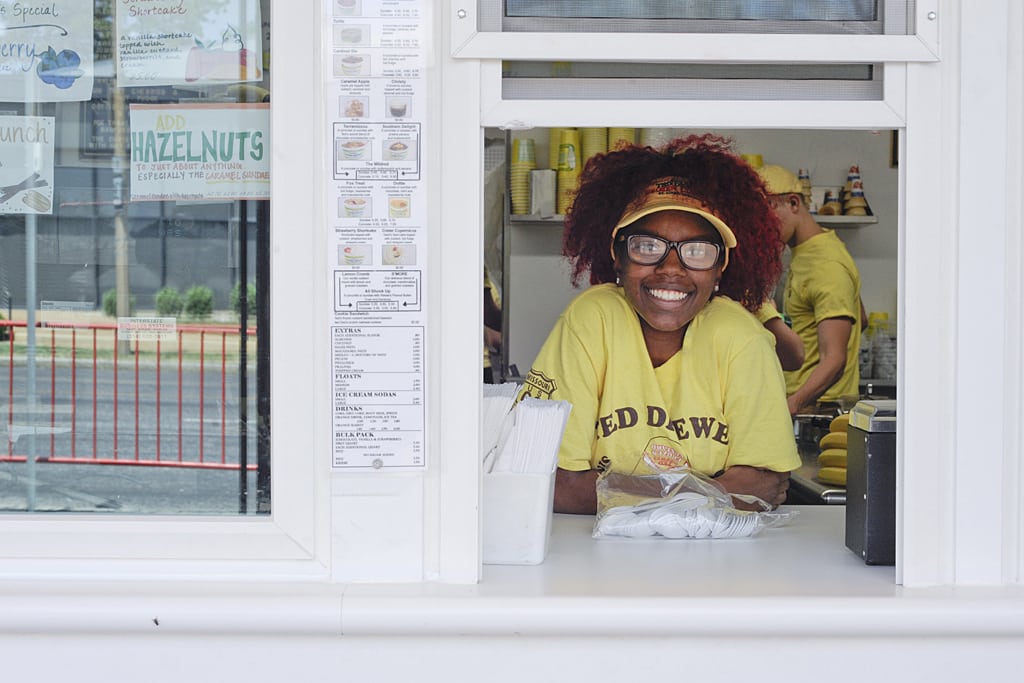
{"left": 331, "top": 325, "right": 424, "bottom": 468}
{"left": 128, "top": 103, "right": 269, "bottom": 201}
{"left": 0, "top": 1, "right": 94, "bottom": 102}
{"left": 326, "top": 0, "right": 429, "bottom": 470}
{"left": 115, "top": 0, "right": 263, "bottom": 88}
{"left": 0, "top": 114, "right": 55, "bottom": 214}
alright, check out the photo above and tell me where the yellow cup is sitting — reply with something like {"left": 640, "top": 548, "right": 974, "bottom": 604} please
{"left": 740, "top": 153, "right": 764, "bottom": 169}
{"left": 580, "top": 127, "right": 607, "bottom": 169}
{"left": 547, "top": 128, "right": 566, "bottom": 169}
{"left": 557, "top": 128, "right": 581, "bottom": 172}
{"left": 512, "top": 137, "right": 536, "bottom": 164}
{"left": 557, "top": 169, "right": 579, "bottom": 215}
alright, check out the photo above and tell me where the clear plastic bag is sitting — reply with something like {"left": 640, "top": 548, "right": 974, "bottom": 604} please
{"left": 593, "top": 461, "right": 797, "bottom": 540}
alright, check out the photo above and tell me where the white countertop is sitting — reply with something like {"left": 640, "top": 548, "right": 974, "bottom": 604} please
{"left": 342, "top": 507, "right": 1024, "bottom": 637}
{"left": 1, "top": 507, "right": 1023, "bottom": 639}
{"left": 484, "top": 506, "right": 896, "bottom": 598}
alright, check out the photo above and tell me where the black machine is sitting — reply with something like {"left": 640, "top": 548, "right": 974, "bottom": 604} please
{"left": 845, "top": 400, "right": 897, "bottom": 565}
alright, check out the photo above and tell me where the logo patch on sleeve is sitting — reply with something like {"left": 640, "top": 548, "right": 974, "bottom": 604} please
{"left": 522, "top": 369, "right": 556, "bottom": 399}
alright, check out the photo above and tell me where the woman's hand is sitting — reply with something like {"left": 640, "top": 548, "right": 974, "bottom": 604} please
{"left": 713, "top": 465, "right": 790, "bottom": 510}
{"left": 553, "top": 468, "right": 599, "bottom": 515}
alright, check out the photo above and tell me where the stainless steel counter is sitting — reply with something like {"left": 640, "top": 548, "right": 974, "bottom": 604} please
{"left": 789, "top": 414, "right": 846, "bottom": 505}
{"left": 789, "top": 446, "right": 846, "bottom": 505}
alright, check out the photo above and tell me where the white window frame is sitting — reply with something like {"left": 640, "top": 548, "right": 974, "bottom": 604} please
{"left": 443, "top": 0, "right": 1024, "bottom": 586}
{"left": 450, "top": 2, "right": 940, "bottom": 62}
{"left": 0, "top": 0, "right": 1019, "bottom": 589}
{"left": 0, "top": 0, "right": 330, "bottom": 580}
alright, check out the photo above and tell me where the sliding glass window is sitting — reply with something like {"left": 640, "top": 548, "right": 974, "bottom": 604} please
{"left": 0, "top": 0, "right": 270, "bottom": 515}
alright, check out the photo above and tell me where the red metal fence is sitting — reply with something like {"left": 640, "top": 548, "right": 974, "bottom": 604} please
{"left": 0, "top": 319, "right": 258, "bottom": 470}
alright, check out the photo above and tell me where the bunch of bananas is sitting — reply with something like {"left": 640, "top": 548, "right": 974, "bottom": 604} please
{"left": 817, "top": 413, "right": 849, "bottom": 486}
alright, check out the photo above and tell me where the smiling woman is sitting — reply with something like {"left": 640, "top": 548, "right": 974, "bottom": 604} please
{"left": 519, "top": 134, "right": 798, "bottom": 515}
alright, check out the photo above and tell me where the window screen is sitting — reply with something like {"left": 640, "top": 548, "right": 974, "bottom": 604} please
{"left": 484, "top": 1, "right": 913, "bottom": 35}
{"left": 501, "top": 61, "right": 882, "bottom": 101}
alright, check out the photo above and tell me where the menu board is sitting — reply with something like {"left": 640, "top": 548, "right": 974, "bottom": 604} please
{"left": 326, "top": 0, "right": 428, "bottom": 470}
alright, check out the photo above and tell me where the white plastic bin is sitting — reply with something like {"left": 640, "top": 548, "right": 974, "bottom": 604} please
{"left": 482, "top": 469, "right": 556, "bottom": 565}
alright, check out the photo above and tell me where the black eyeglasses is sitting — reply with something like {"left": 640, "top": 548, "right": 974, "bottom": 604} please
{"left": 618, "top": 234, "right": 722, "bottom": 270}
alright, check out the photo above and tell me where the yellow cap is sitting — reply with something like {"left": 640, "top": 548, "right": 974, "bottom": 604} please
{"left": 757, "top": 164, "right": 803, "bottom": 195}
{"left": 741, "top": 153, "right": 764, "bottom": 169}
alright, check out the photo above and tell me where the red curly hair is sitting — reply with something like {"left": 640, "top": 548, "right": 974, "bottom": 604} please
{"left": 561, "top": 133, "right": 783, "bottom": 312}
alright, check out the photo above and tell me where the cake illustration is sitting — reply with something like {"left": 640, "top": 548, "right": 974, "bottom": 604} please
{"left": 185, "top": 26, "right": 261, "bottom": 82}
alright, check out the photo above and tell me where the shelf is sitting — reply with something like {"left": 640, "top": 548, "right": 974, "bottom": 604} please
{"left": 509, "top": 214, "right": 564, "bottom": 224}
{"left": 815, "top": 215, "right": 878, "bottom": 226}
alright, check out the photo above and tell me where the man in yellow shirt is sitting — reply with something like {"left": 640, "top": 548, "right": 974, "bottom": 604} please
{"left": 758, "top": 165, "right": 865, "bottom": 415}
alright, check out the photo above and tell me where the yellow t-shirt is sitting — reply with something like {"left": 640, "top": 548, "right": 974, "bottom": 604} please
{"left": 520, "top": 285, "right": 799, "bottom": 477}
{"left": 754, "top": 300, "right": 782, "bottom": 325}
{"left": 783, "top": 230, "right": 862, "bottom": 401}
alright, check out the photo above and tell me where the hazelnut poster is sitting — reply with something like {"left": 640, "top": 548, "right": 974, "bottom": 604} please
{"left": 115, "top": 0, "right": 263, "bottom": 88}
{"left": 0, "top": 1, "right": 94, "bottom": 102}
{"left": 128, "top": 103, "right": 269, "bottom": 201}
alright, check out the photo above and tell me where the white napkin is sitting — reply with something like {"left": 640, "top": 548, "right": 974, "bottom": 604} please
{"left": 483, "top": 391, "right": 571, "bottom": 474}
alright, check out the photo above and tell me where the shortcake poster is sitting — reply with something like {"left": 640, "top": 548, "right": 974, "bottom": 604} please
{"left": 116, "top": 0, "right": 263, "bottom": 88}
{"left": 128, "top": 103, "right": 269, "bottom": 201}
{"left": 0, "top": 1, "right": 94, "bottom": 102}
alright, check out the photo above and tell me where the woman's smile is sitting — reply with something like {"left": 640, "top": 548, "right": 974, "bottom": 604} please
{"left": 644, "top": 285, "right": 693, "bottom": 303}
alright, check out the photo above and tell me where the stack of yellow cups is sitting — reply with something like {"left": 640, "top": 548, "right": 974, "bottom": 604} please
{"left": 509, "top": 137, "right": 536, "bottom": 215}
{"left": 547, "top": 128, "right": 572, "bottom": 170}
{"left": 607, "top": 127, "right": 636, "bottom": 150}
{"left": 556, "top": 128, "right": 581, "bottom": 216}
{"left": 579, "top": 127, "right": 607, "bottom": 172}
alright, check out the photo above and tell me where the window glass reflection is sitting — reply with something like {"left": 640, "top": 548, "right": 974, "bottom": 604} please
{"left": 0, "top": 0, "right": 270, "bottom": 515}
